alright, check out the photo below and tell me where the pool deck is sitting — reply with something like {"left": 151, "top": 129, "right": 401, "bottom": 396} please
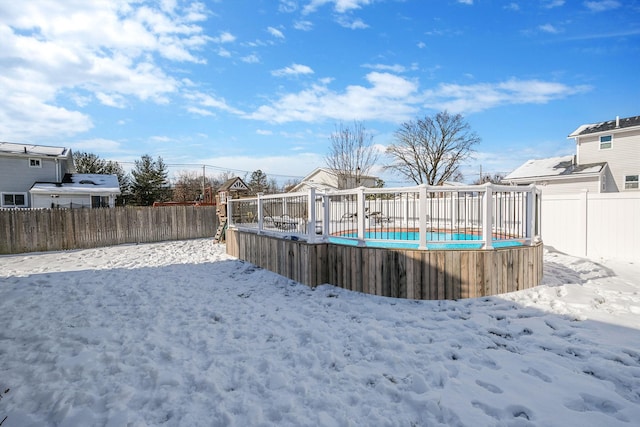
{"left": 226, "top": 228, "right": 544, "bottom": 300}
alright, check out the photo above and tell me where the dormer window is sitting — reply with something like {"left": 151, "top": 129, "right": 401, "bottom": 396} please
{"left": 599, "top": 135, "right": 612, "bottom": 149}
{"left": 29, "top": 158, "right": 42, "bottom": 168}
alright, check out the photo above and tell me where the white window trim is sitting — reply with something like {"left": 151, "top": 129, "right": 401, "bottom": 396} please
{"left": 599, "top": 134, "right": 612, "bottom": 150}
{"left": 29, "top": 158, "right": 42, "bottom": 168}
{"left": 1, "top": 192, "right": 28, "bottom": 208}
{"left": 624, "top": 174, "right": 639, "bottom": 190}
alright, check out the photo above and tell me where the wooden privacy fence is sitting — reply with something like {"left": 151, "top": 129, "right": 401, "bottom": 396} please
{"left": 0, "top": 206, "right": 218, "bottom": 255}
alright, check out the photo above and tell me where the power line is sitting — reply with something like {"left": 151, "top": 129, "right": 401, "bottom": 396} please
{"left": 115, "top": 161, "right": 304, "bottom": 180}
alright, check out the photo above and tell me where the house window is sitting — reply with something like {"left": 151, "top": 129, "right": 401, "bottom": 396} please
{"left": 599, "top": 135, "right": 612, "bottom": 149}
{"left": 625, "top": 175, "right": 639, "bottom": 190}
{"left": 91, "top": 195, "right": 109, "bottom": 208}
{"left": 29, "top": 158, "right": 42, "bottom": 168}
{"left": 2, "top": 193, "right": 27, "bottom": 207}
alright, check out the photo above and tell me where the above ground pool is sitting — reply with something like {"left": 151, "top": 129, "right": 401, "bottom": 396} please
{"left": 329, "top": 230, "right": 524, "bottom": 250}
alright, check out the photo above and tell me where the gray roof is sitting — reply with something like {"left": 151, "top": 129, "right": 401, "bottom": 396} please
{"left": 504, "top": 155, "right": 606, "bottom": 181}
{"left": 568, "top": 115, "right": 640, "bottom": 137}
{"left": 0, "top": 141, "right": 70, "bottom": 157}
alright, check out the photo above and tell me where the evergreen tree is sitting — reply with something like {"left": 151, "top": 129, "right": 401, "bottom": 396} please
{"left": 248, "top": 169, "right": 269, "bottom": 194}
{"left": 73, "top": 151, "right": 130, "bottom": 205}
{"left": 130, "top": 154, "right": 171, "bottom": 205}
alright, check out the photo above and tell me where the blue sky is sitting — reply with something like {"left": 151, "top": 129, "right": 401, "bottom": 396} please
{"left": 1, "top": 0, "right": 638, "bottom": 186}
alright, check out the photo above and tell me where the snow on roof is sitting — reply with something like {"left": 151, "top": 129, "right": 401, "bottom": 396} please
{"left": 504, "top": 155, "right": 605, "bottom": 181}
{"left": 0, "top": 141, "right": 70, "bottom": 157}
{"left": 30, "top": 174, "right": 121, "bottom": 195}
{"left": 568, "top": 114, "right": 640, "bottom": 137}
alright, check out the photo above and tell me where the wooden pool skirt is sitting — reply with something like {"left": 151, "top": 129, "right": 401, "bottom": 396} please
{"left": 226, "top": 228, "right": 544, "bottom": 300}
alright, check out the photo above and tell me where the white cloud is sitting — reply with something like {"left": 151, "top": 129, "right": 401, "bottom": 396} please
{"left": 267, "top": 26, "right": 285, "bottom": 39}
{"left": 272, "top": 63, "right": 315, "bottom": 77}
{"left": 362, "top": 63, "right": 407, "bottom": 73}
{"left": 241, "top": 54, "right": 260, "bottom": 63}
{"left": 0, "top": 1, "right": 210, "bottom": 139}
{"left": 505, "top": 3, "right": 520, "bottom": 11}
{"left": 422, "top": 79, "right": 591, "bottom": 113}
{"left": 302, "top": 0, "right": 373, "bottom": 15}
{"left": 539, "top": 23, "right": 561, "bottom": 34}
{"left": 336, "top": 16, "right": 369, "bottom": 29}
{"left": 207, "top": 152, "right": 322, "bottom": 179}
{"left": 70, "top": 138, "right": 123, "bottom": 152}
{"left": 584, "top": 0, "right": 621, "bottom": 12}
{"left": 184, "top": 92, "right": 244, "bottom": 115}
{"left": 247, "top": 72, "right": 419, "bottom": 124}
{"left": 247, "top": 74, "right": 590, "bottom": 125}
{"left": 279, "top": 0, "right": 298, "bottom": 13}
{"left": 95, "top": 92, "right": 127, "bottom": 108}
{"left": 213, "top": 31, "right": 236, "bottom": 43}
{"left": 187, "top": 106, "right": 216, "bottom": 116}
{"left": 543, "top": 0, "right": 565, "bottom": 8}
{"left": 458, "top": 0, "right": 473, "bottom": 5}
{"left": 294, "top": 20, "right": 314, "bottom": 31}
{"left": 256, "top": 129, "right": 273, "bottom": 135}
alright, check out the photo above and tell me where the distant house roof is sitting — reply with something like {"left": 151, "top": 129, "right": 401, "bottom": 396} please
{"left": 30, "top": 173, "right": 121, "bottom": 195}
{"left": 0, "top": 141, "right": 71, "bottom": 157}
{"left": 504, "top": 155, "right": 606, "bottom": 183}
{"left": 568, "top": 115, "right": 640, "bottom": 137}
{"left": 291, "top": 167, "right": 379, "bottom": 192}
{"left": 218, "top": 177, "right": 249, "bottom": 192}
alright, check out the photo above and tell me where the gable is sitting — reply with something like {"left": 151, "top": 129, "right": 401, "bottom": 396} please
{"left": 218, "top": 177, "right": 249, "bottom": 192}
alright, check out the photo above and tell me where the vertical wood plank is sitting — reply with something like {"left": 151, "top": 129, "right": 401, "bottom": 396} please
{"left": 436, "top": 251, "right": 445, "bottom": 300}
{"left": 476, "top": 251, "right": 485, "bottom": 297}
{"left": 460, "top": 251, "right": 470, "bottom": 299}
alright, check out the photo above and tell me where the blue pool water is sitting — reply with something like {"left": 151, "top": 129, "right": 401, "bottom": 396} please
{"left": 329, "top": 231, "right": 523, "bottom": 250}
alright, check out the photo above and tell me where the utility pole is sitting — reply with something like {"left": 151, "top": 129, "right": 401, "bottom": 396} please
{"left": 202, "top": 165, "right": 206, "bottom": 201}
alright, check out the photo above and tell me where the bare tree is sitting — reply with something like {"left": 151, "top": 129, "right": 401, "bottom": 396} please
{"left": 474, "top": 173, "right": 505, "bottom": 185}
{"left": 172, "top": 171, "right": 205, "bottom": 202}
{"left": 385, "top": 111, "right": 480, "bottom": 185}
{"left": 325, "top": 121, "right": 379, "bottom": 189}
{"left": 279, "top": 178, "right": 300, "bottom": 192}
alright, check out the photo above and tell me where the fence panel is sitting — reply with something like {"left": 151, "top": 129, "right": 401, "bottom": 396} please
{"left": 541, "top": 192, "right": 640, "bottom": 262}
{"left": 585, "top": 193, "right": 640, "bottom": 261}
{"left": 0, "top": 206, "right": 218, "bottom": 255}
{"left": 540, "top": 193, "right": 586, "bottom": 257}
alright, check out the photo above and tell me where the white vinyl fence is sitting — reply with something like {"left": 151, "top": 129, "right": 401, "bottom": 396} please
{"left": 541, "top": 191, "right": 640, "bottom": 262}
{"left": 228, "top": 184, "right": 541, "bottom": 250}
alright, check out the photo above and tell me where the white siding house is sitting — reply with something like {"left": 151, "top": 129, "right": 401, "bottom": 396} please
{"left": 290, "top": 167, "right": 379, "bottom": 192}
{"left": 504, "top": 115, "right": 640, "bottom": 194}
{"left": 569, "top": 115, "right": 640, "bottom": 192}
{"left": 0, "top": 142, "right": 74, "bottom": 208}
{"left": 30, "top": 173, "right": 121, "bottom": 209}
{"left": 1, "top": 142, "right": 120, "bottom": 209}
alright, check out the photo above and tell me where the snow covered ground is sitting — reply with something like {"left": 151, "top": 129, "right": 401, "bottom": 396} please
{"left": 1, "top": 239, "right": 639, "bottom": 427}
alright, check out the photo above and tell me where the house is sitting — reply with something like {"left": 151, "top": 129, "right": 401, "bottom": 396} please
{"left": 1, "top": 141, "right": 74, "bottom": 208}
{"left": 0, "top": 141, "right": 120, "bottom": 208}
{"left": 290, "top": 167, "right": 379, "bottom": 192}
{"left": 30, "top": 173, "right": 121, "bottom": 208}
{"left": 504, "top": 115, "right": 640, "bottom": 194}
